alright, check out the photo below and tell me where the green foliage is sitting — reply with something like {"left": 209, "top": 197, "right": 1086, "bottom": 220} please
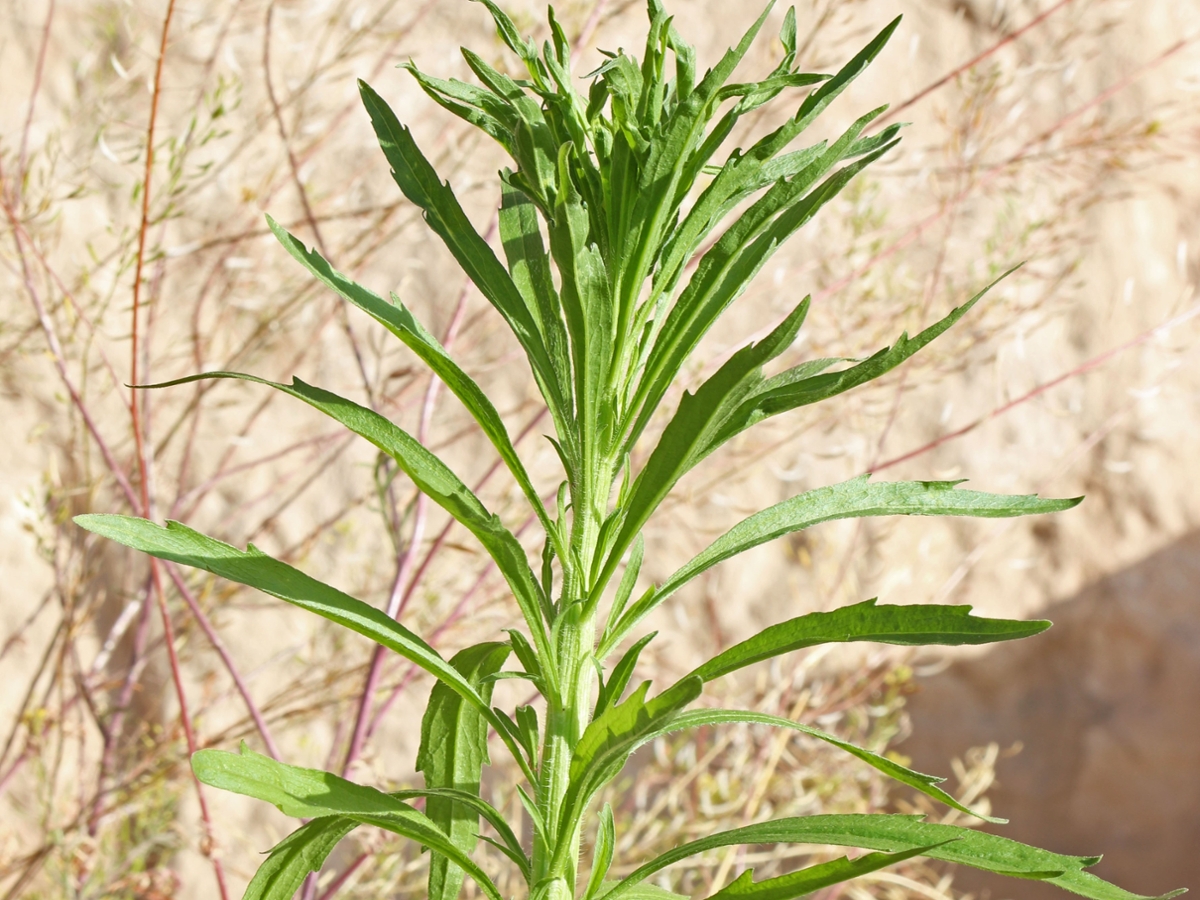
{"left": 75, "top": 3, "right": 1184, "bottom": 900}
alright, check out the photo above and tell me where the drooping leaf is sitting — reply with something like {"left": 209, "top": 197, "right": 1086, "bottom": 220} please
{"left": 604, "top": 814, "right": 1185, "bottom": 900}
{"left": 418, "top": 642, "right": 511, "bottom": 900}
{"left": 603, "top": 478, "right": 1078, "bottom": 650}
{"left": 391, "top": 787, "right": 529, "bottom": 879}
{"left": 266, "top": 216, "right": 563, "bottom": 551}
{"left": 114, "top": 371, "right": 557, "bottom": 684}
{"left": 191, "top": 745, "right": 505, "bottom": 900}
{"left": 73, "top": 515, "right": 534, "bottom": 781}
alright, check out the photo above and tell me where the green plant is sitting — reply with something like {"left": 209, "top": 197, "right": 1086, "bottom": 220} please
{"left": 73, "top": 3, "right": 1185, "bottom": 900}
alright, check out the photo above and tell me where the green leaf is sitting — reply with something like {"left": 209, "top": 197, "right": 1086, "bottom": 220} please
{"left": 266, "top": 216, "right": 563, "bottom": 554}
{"left": 73, "top": 515, "right": 536, "bottom": 784}
{"left": 191, "top": 745, "right": 506, "bottom": 900}
{"left": 498, "top": 180, "right": 573, "bottom": 409}
{"left": 689, "top": 598, "right": 1052, "bottom": 684}
{"left": 547, "top": 145, "right": 614, "bottom": 464}
{"left": 703, "top": 843, "right": 949, "bottom": 900}
{"left": 596, "top": 883, "right": 688, "bottom": 900}
{"left": 241, "top": 817, "right": 360, "bottom": 900}
{"left": 603, "top": 477, "right": 1078, "bottom": 650}
{"left": 506, "top": 628, "right": 546, "bottom": 693}
{"left": 605, "top": 814, "right": 1185, "bottom": 900}
{"left": 595, "top": 631, "right": 656, "bottom": 718}
{"left": 400, "top": 61, "right": 519, "bottom": 153}
{"left": 358, "top": 79, "right": 574, "bottom": 447}
{"left": 650, "top": 708, "right": 1004, "bottom": 823}
{"left": 603, "top": 532, "right": 644, "bottom": 629}
{"left": 391, "top": 787, "right": 529, "bottom": 879}
{"left": 625, "top": 107, "right": 898, "bottom": 455}
{"left": 704, "top": 270, "right": 1015, "bottom": 453}
{"left": 119, "top": 371, "right": 557, "bottom": 686}
{"left": 584, "top": 804, "right": 616, "bottom": 900}
{"left": 418, "top": 642, "right": 511, "bottom": 900}
{"left": 596, "top": 298, "right": 811, "bottom": 597}
{"left": 609, "top": 3, "right": 777, "bottom": 381}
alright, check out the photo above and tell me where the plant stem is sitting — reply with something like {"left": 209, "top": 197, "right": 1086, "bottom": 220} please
{"left": 536, "top": 610, "right": 596, "bottom": 893}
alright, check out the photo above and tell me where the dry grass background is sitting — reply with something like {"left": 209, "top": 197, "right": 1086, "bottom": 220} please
{"left": 2, "top": 0, "right": 1200, "bottom": 898}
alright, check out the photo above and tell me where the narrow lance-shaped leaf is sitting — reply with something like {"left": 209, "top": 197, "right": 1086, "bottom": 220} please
{"left": 73, "top": 515, "right": 537, "bottom": 784}
{"left": 594, "top": 631, "right": 656, "bottom": 718}
{"left": 547, "top": 143, "right": 614, "bottom": 469}
{"left": 266, "top": 216, "right": 565, "bottom": 555}
{"left": 240, "top": 817, "right": 360, "bottom": 900}
{"left": 603, "top": 477, "right": 1078, "bottom": 651}
{"left": 584, "top": 804, "right": 617, "bottom": 900}
{"left": 604, "top": 814, "right": 1185, "bottom": 900}
{"left": 595, "top": 298, "right": 810, "bottom": 598}
{"left": 120, "top": 371, "right": 558, "bottom": 688}
{"left": 418, "top": 642, "right": 512, "bottom": 900}
{"left": 358, "top": 79, "right": 574, "bottom": 447}
{"left": 619, "top": 3, "right": 775, "bottom": 305}
{"left": 655, "top": 16, "right": 900, "bottom": 313}
{"left": 624, "top": 108, "right": 898, "bottom": 453}
{"left": 703, "top": 843, "right": 950, "bottom": 900}
{"left": 391, "top": 787, "right": 529, "bottom": 879}
{"left": 192, "top": 745, "right": 507, "bottom": 900}
{"left": 690, "top": 599, "right": 1050, "bottom": 684}
{"left": 498, "top": 180, "right": 573, "bottom": 407}
{"left": 703, "top": 269, "right": 1017, "bottom": 455}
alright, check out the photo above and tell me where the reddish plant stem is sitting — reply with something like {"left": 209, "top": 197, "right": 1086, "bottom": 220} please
{"left": 15, "top": 0, "right": 56, "bottom": 189}
{"left": 87, "top": 583, "right": 153, "bottom": 835}
{"left": 367, "top": 503, "right": 545, "bottom": 741}
{"left": 871, "top": 302, "right": 1200, "bottom": 474}
{"left": 816, "top": 34, "right": 1197, "bottom": 308}
{"left": 572, "top": 0, "right": 611, "bottom": 66}
{"left": 163, "top": 564, "right": 283, "bottom": 760}
{"left": 129, "top": 3, "right": 229, "bottom": 896}
{"left": 263, "top": 0, "right": 376, "bottom": 408}
{"left": 878, "top": 0, "right": 1076, "bottom": 127}
{"left": 341, "top": 238, "right": 482, "bottom": 775}
{"left": 315, "top": 852, "right": 370, "bottom": 900}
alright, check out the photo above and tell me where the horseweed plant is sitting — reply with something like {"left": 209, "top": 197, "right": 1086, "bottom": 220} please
{"left": 77, "top": 3, "right": 1184, "bottom": 900}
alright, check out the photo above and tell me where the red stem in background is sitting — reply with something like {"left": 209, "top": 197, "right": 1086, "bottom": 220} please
{"left": 15, "top": 0, "right": 56, "bottom": 189}
{"left": 129, "top": 3, "right": 229, "bottom": 897}
{"left": 341, "top": 228, "right": 483, "bottom": 775}
{"left": 878, "top": 0, "right": 1077, "bottom": 127}
{"left": 817, "top": 33, "right": 1197, "bottom": 307}
{"left": 871, "top": 302, "right": 1200, "bottom": 474}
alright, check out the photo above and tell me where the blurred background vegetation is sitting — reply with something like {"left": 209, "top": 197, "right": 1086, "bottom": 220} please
{"left": 2, "top": 0, "right": 1199, "bottom": 898}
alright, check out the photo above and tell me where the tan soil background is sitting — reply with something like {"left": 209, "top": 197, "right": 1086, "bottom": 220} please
{"left": 2, "top": 0, "right": 1200, "bottom": 898}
